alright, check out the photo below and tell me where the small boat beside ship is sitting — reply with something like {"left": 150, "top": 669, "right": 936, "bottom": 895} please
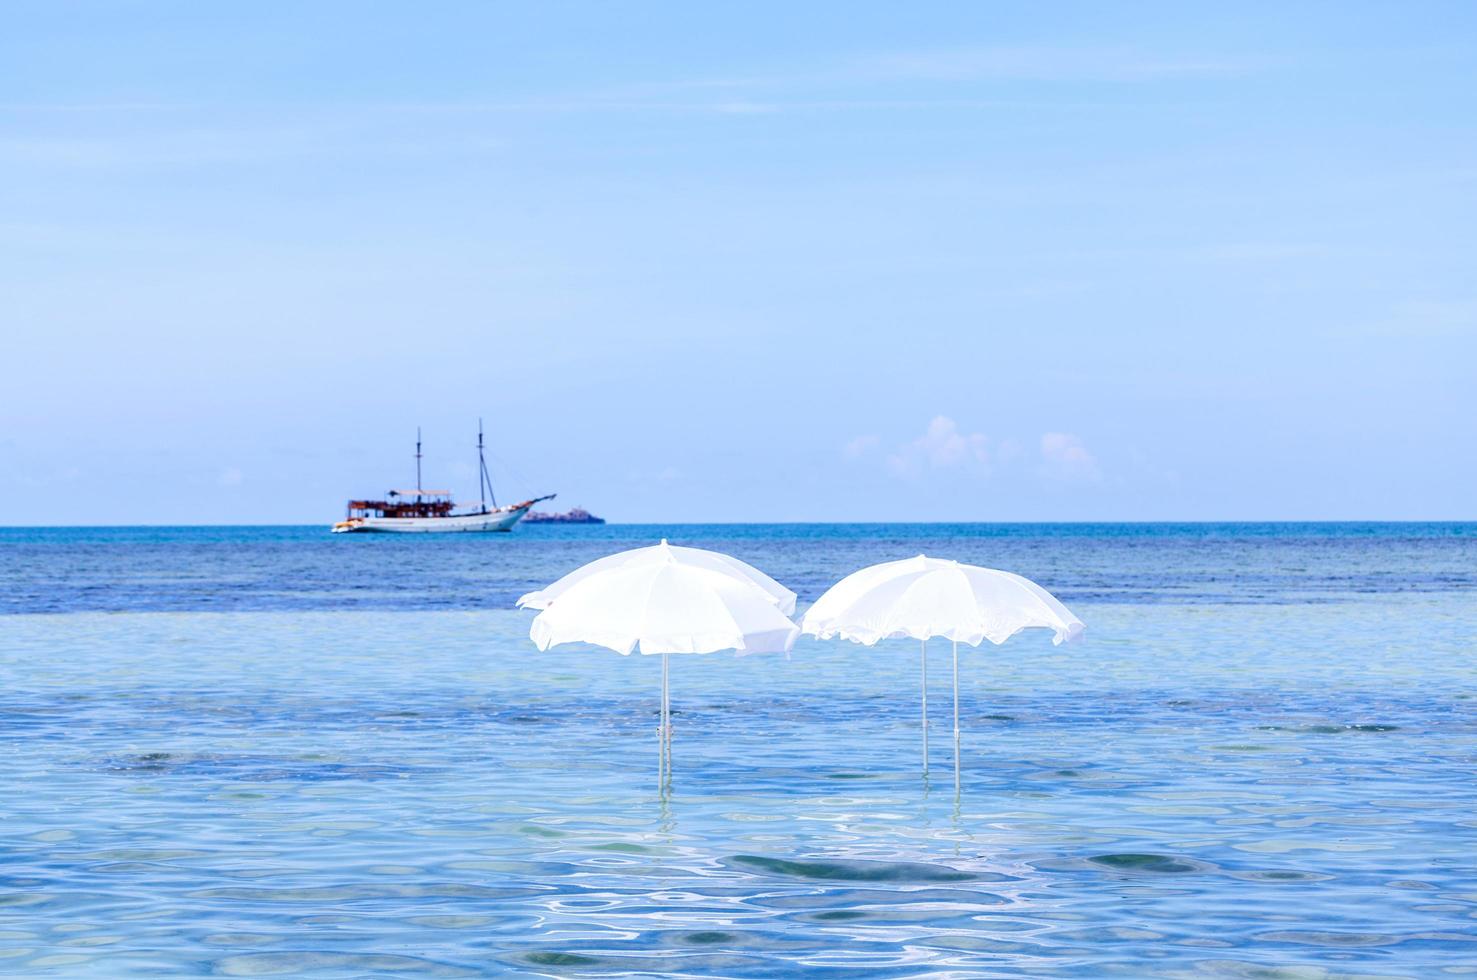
{"left": 332, "top": 424, "right": 554, "bottom": 534}
{"left": 523, "top": 506, "right": 605, "bottom": 524}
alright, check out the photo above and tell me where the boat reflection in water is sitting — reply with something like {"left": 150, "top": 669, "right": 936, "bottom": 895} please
{"left": 332, "top": 423, "right": 553, "bottom": 534}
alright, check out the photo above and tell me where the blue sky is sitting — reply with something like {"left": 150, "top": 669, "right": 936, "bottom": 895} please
{"left": 3, "top": 2, "right": 1474, "bottom": 523}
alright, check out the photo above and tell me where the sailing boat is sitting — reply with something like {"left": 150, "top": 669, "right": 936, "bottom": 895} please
{"left": 331, "top": 423, "right": 554, "bottom": 533}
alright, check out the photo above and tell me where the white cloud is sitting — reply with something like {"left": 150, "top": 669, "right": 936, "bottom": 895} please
{"left": 994, "top": 437, "right": 1024, "bottom": 465}
{"left": 217, "top": 467, "right": 244, "bottom": 487}
{"left": 1040, "top": 433, "right": 1100, "bottom": 482}
{"left": 860, "top": 419, "right": 1101, "bottom": 487}
{"left": 887, "top": 416, "right": 989, "bottom": 477}
{"left": 843, "top": 434, "right": 880, "bottom": 459}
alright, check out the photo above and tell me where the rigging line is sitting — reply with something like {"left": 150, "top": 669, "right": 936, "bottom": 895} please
{"left": 484, "top": 451, "right": 541, "bottom": 501}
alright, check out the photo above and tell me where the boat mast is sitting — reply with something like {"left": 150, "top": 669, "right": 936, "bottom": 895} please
{"left": 415, "top": 427, "right": 423, "bottom": 500}
{"left": 478, "top": 418, "right": 497, "bottom": 511}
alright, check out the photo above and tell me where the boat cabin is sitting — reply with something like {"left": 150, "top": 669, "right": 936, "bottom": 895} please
{"left": 345, "top": 490, "right": 456, "bottom": 520}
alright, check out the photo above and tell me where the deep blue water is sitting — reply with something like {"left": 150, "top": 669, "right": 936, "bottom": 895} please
{"left": 3, "top": 522, "right": 1475, "bottom": 614}
{"left": 1, "top": 524, "right": 1475, "bottom": 977}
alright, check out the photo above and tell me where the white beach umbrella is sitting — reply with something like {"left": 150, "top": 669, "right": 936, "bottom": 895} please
{"left": 524, "top": 548, "right": 799, "bottom": 786}
{"left": 801, "top": 555, "right": 1083, "bottom": 786}
{"left": 518, "top": 539, "right": 796, "bottom": 616}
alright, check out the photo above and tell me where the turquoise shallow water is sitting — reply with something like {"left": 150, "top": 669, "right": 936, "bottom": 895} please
{"left": 2, "top": 525, "right": 1476, "bottom": 977}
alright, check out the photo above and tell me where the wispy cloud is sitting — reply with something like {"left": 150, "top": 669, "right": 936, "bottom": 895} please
{"left": 1357, "top": 299, "right": 1477, "bottom": 339}
{"left": 869, "top": 45, "right": 1258, "bottom": 83}
{"left": 1040, "top": 432, "right": 1100, "bottom": 482}
{"left": 623, "top": 465, "right": 682, "bottom": 486}
{"left": 604, "top": 44, "right": 1260, "bottom": 102}
{"left": 0, "top": 41, "right": 1265, "bottom": 179}
{"left": 0, "top": 42, "right": 1259, "bottom": 137}
{"left": 843, "top": 434, "right": 880, "bottom": 459}
{"left": 853, "top": 419, "right": 1102, "bottom": 486}
{"left": 886, "top": 416, "right": 990, "bottom": 478}
{"left": 587, "top": 44, "right": 1262, "bottom": 116}
{"left": 0, "top": 119, "right": 508, "bottom": 170}
{"left": 1193, "top": 241, "right": 1333, "bottom": 262}
{"left": 0, "top": 125, "right": 352, "bottom": 169}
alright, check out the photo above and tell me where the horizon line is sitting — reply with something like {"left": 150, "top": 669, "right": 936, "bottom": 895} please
{"left": 3, "top": 519, "right": 1475, "bottom": 530}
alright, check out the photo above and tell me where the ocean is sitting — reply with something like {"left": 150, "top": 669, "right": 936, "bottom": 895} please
{"left": 1, "top": 523, "right": 1475, "bottom": 977}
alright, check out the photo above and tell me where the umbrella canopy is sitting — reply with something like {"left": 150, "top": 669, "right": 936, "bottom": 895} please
{"left": 523, "top": 544, "right": 798, "bottom": 790}
{"left": 801, "top": 555, "right": 1083, "bottom": 784}
{"left": 529, "top": 558, "right": 799, "bottom": 656}
{"left": 518, "top": 539, "right": 796, "bottom": 616}
{"left": 802, "top": 555, "right": 1083, "bottom": 647}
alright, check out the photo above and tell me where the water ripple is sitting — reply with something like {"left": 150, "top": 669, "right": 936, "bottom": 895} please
{"left": 1, "top": 596, "right": 1476, "bottom": 975}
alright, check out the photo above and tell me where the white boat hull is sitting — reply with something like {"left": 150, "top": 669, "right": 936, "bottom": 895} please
{"left": 333, "top": 505, "right": 533, "bottom": 534}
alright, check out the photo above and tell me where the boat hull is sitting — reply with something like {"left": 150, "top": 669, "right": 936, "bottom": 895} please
{"left": 333, "top": 505, "right": 532, "bottom": 533}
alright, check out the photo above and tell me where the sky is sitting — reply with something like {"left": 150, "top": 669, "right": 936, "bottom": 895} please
{"left": 3, "top": 1, "right": 1475, "bottom": 523}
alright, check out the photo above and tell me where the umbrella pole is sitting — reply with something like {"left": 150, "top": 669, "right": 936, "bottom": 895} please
{"left": 952, "top": 640, "right": 960, "bottom": 794}
{"left": 662, "top": 651, "right": 671, "bottom": 789}
{"left": 657, "top": 654, "right": 666, "bottom": 789}
{"left": 921, "top": 638, "right": 929, "bottom": 774}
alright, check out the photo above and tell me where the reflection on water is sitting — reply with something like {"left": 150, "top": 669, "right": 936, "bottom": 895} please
{"left": 2, "top": 598, "right": 1476, "bottom": 976}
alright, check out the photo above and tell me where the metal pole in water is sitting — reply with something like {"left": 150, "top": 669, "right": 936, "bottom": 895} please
{"left": 658, "top": 658, "right": 670, "bottom": 791}
{"left": 921, "top": 638, "right": 929, "bottom": 774}
{"left": 662, "top": 652, "right": 671, "bottom": 790}
{"left": 953, "top": 640, "right": 961, "bottom": 794}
